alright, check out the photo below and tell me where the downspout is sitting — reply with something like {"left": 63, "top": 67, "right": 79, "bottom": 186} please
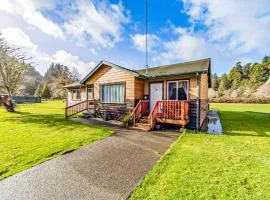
{"left": 196, "top": 73, "right": 201, "bottom": 131}
{"left": 86, "top": 84, "right": 88, "bottom": 110}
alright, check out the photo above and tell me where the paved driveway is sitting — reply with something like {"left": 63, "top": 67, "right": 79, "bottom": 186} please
{"left": 0, "top": 118, "right": 179, "bottom": 200}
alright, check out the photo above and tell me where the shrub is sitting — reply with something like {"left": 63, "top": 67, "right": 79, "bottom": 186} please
{"left": 120, "top": 114, "right": 133, "bottom": 127}
{"left": 210, "top": 97, "right": 270, "bottom": 104}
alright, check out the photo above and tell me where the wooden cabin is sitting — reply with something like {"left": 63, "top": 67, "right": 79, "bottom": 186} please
{"left": 64, "top": 58, "right": 211, "bottom": 131}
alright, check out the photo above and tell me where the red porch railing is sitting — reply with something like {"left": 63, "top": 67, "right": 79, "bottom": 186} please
{"left": 65, "top": 100, "right": 94, "bottom": 118}
{"left": 131, "top": 100, "right": 149, "bottom": 125}
{"left": 148, "top": 100, "right": 189, "bottom": 130}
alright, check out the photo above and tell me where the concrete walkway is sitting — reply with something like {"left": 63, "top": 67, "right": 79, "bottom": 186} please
{"left": 0, "top": 118, "right": 179, "bottom": 200}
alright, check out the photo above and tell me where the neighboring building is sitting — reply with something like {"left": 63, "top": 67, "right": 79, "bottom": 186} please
{"left": 64, "top": 58, "right": 211, "bottom": 131}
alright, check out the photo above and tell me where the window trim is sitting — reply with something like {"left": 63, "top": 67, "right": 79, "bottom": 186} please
{"left": 71, "top": 88, "right": 81, "bottom": 101}
{"left": 100, "top": 82, "right": 126, "bottom": 104}
{"left": 87, "top": 85, "right": 94, "bottom": 100}
{"left": 167, "top": 80, "right": 189, "bottom": 100}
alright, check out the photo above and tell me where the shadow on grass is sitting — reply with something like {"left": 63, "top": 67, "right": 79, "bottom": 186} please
{"left": 219, "top": 110, "right": 270, "bottom": 137}
{"left": 0, "top": 111, "right": 103, "bottom": 132}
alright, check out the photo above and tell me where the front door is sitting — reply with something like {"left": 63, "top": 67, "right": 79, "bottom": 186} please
{"left": 150, "top": 83, "right": 163, "bottom": 111}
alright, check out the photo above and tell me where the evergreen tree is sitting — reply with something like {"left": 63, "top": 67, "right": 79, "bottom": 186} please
{"left": 218, "top": 74, "right": 230, "bottom": 93}
{"left": 243, "top": 63, "right": 252, "bottom": 79}
{"left": 34, "top": 84, "right": 42, "bottom": 97}
{"left": 42, "top": 83, "right": 51, "bottom": 100}
{"left": 228, "top": 63, "right": 243, "bottom": 90}
{"left": 211, "top": 73, "right": 219, "bottom": 91}
{"left": 249, "top": 62, "right": 270, "bottom": 88}
{"left": 262, "top": 55, "right": 270, "bottom": 63}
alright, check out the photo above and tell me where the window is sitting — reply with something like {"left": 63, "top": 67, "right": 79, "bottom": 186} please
{"left": 72, "top": 89, "right": 81, "bottom": 100}
{"left": 167, "top": 80, "right": 189, "bottom": 100}
{"left": 88, "top": 86, "right": 94, "bottom": 100}
{"left": 101, "top": 83, "right": 124, "bottom": 103}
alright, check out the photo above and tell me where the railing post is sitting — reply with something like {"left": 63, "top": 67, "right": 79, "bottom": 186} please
{"left": 181, "top": 101, "right": 184, "bottom": 120}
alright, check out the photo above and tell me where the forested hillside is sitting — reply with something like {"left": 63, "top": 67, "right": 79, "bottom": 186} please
{"left": 210, "top": 56, "right": 270, "bottom": 98}
{"left": 19, "top": 63, "right": 81, "bottom": 99}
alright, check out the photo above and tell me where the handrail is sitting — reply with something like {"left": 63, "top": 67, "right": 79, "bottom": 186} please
{"left": 148, "top": 101, "right": 160, "bottom": 129}
{"left": 148, "top": 100, "right": 189, "bottom": 130}
{"left": 131, "top": 99, "right": 149, "bottom": 125}
{"left": 65, "top": 100, "right": 94, "bottom": 118}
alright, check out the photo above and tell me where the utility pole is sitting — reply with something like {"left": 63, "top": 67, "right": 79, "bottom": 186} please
{"left": 145, "top": 0, "right": 148, "bottom": 74}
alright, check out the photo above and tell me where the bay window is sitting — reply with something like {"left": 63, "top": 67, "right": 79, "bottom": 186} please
{"left": 101, "top": 83, "right": 125, "bottom": 103}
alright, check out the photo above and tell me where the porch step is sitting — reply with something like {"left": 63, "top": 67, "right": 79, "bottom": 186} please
{"left": 133, "top": 122, "right": 151, "bottom": 131}
{"left": 138, "top": 116, "right": 149, "bottom": 124}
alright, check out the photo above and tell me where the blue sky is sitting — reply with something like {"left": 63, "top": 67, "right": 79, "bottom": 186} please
{"left": 0, "top": 0, "right": 270, "bottom": 76}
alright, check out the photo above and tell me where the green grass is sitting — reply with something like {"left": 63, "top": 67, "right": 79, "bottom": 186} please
{"left": 130, "top": 103, "right": 270, "bottom": 200}
{"left": 0, "top": 101, "right": 113, "bottom": 180}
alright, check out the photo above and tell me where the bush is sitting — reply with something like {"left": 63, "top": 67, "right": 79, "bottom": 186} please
{"left": 210, "top": 97, "right": 270, "bottom": 104}
{"left": 120, "top": 114, "right": 133, "bottom": 127}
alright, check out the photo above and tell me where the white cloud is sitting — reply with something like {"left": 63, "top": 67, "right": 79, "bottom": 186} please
{"left": 52, "top": 50, "right": 95, "bottom": 75}
{"left": 0, "top": 0, "right": 64, "bottom": 39}
{"left": 0, "top": 27, "right": 94, "bottom": 75}
{"left": 153, "top": 32, "right": 211, "bottom": 64}
{"left": 183, "top": 0, "right": 270, "bottom": 54}
{"left": 1, "top": 27, "right": 37, "bottom": 50}
{"left": 131, "top": 34, "right": 160, "bottom": 52}
{"left": 64, "top": 0, "right": 130, "bottom": 48}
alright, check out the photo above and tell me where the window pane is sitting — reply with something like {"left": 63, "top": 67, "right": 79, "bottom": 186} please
{"left": 72, "top": 89, "right": 80, "bottom": 100}
{"left": 178, "top": 81, "right": 187, "bottom": 100}
{"left": 168, "top": 82, "right": 177, "bottom": 100}
{"left": 88, "top": 88, "right": 93, "bottom": 99}
{"left": 101, "top": 84, "right": 124, "bottom": 103}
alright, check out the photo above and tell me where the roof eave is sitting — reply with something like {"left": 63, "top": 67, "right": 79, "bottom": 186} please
{"left": 145, "top": 70, "right": 209, "bottom": 79}
{"left": 80, "top": 60, "right": 146, "bottom": 84}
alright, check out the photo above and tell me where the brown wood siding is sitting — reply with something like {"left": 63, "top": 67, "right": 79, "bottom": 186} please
{"left": 85, "top": 64, "right": 135, "bottom": 109}
{"left": 143, "top": 75, "right": 198, "bottom": 100}
{"left": 82, "top": 64, "right": 137, "bottom": 119}
{"left": 134, "top": 78, "right": 145, "bottom": 105}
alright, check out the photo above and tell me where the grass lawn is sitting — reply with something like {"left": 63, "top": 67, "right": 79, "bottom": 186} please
{"left": 0, "top": 101, "right": 113, "bottom": 180}
{"left": 130, "top": 103, "right": 270, "bottom": 200}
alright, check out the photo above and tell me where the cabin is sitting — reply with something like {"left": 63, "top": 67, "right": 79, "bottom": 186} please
{"left": 64, "top": 58, "right": 211, "bottom": 131}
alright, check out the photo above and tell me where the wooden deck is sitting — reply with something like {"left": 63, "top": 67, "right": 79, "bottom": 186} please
{"left": 132, "top": 100, "right": 189, "bottom": 131}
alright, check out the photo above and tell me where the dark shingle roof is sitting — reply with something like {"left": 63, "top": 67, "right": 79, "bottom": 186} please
{"left": 74, "top": 58, "right": 211, "bottom": 87}
{"left": 136, "top": 58, "right": 211, "bottom": 78}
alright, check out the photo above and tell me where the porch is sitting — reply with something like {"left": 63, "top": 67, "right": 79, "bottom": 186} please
{"left": 131, "top": 99, "right": 189, "bottom": 131}
{"left": 64, "top": 99, "right": 190, "bottom": 131}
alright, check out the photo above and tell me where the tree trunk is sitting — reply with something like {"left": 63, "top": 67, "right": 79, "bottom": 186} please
{"left": 0, "top": 96, "right": 15, "bottom": 112}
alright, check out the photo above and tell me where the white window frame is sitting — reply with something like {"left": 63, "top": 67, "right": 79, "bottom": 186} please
{"left": 100, "top": 83, "right": 125, "bottom": 104}
{"left": 71, "top": 89, "right": 81, "bottom": 101}
{"left": 167, "top": 80, "right": 189, "bottom": 100}
{"left": 87, "top": 87, "right": 94, "bottom": 100}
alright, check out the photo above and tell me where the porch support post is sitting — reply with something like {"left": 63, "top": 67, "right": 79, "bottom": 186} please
{"left": 86, "top": 84, "right": 88, "bottom": 110}
{"left": 196, "top": 73, "right": 201, "bottom": 131}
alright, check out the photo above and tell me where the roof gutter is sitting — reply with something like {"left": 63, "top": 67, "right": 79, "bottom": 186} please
{"left": 144, "top": 70, "right": 208, "bottom": 79}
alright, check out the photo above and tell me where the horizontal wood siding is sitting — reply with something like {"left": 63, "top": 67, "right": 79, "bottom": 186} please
{"left": 134, "top": 78, "right": 145, "bottom": 105}
{"left": 84, "top": 64, "right": 136, "bottom": 120}
{"left": 143, "top": 75, "right": 198, "bottom": 100}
